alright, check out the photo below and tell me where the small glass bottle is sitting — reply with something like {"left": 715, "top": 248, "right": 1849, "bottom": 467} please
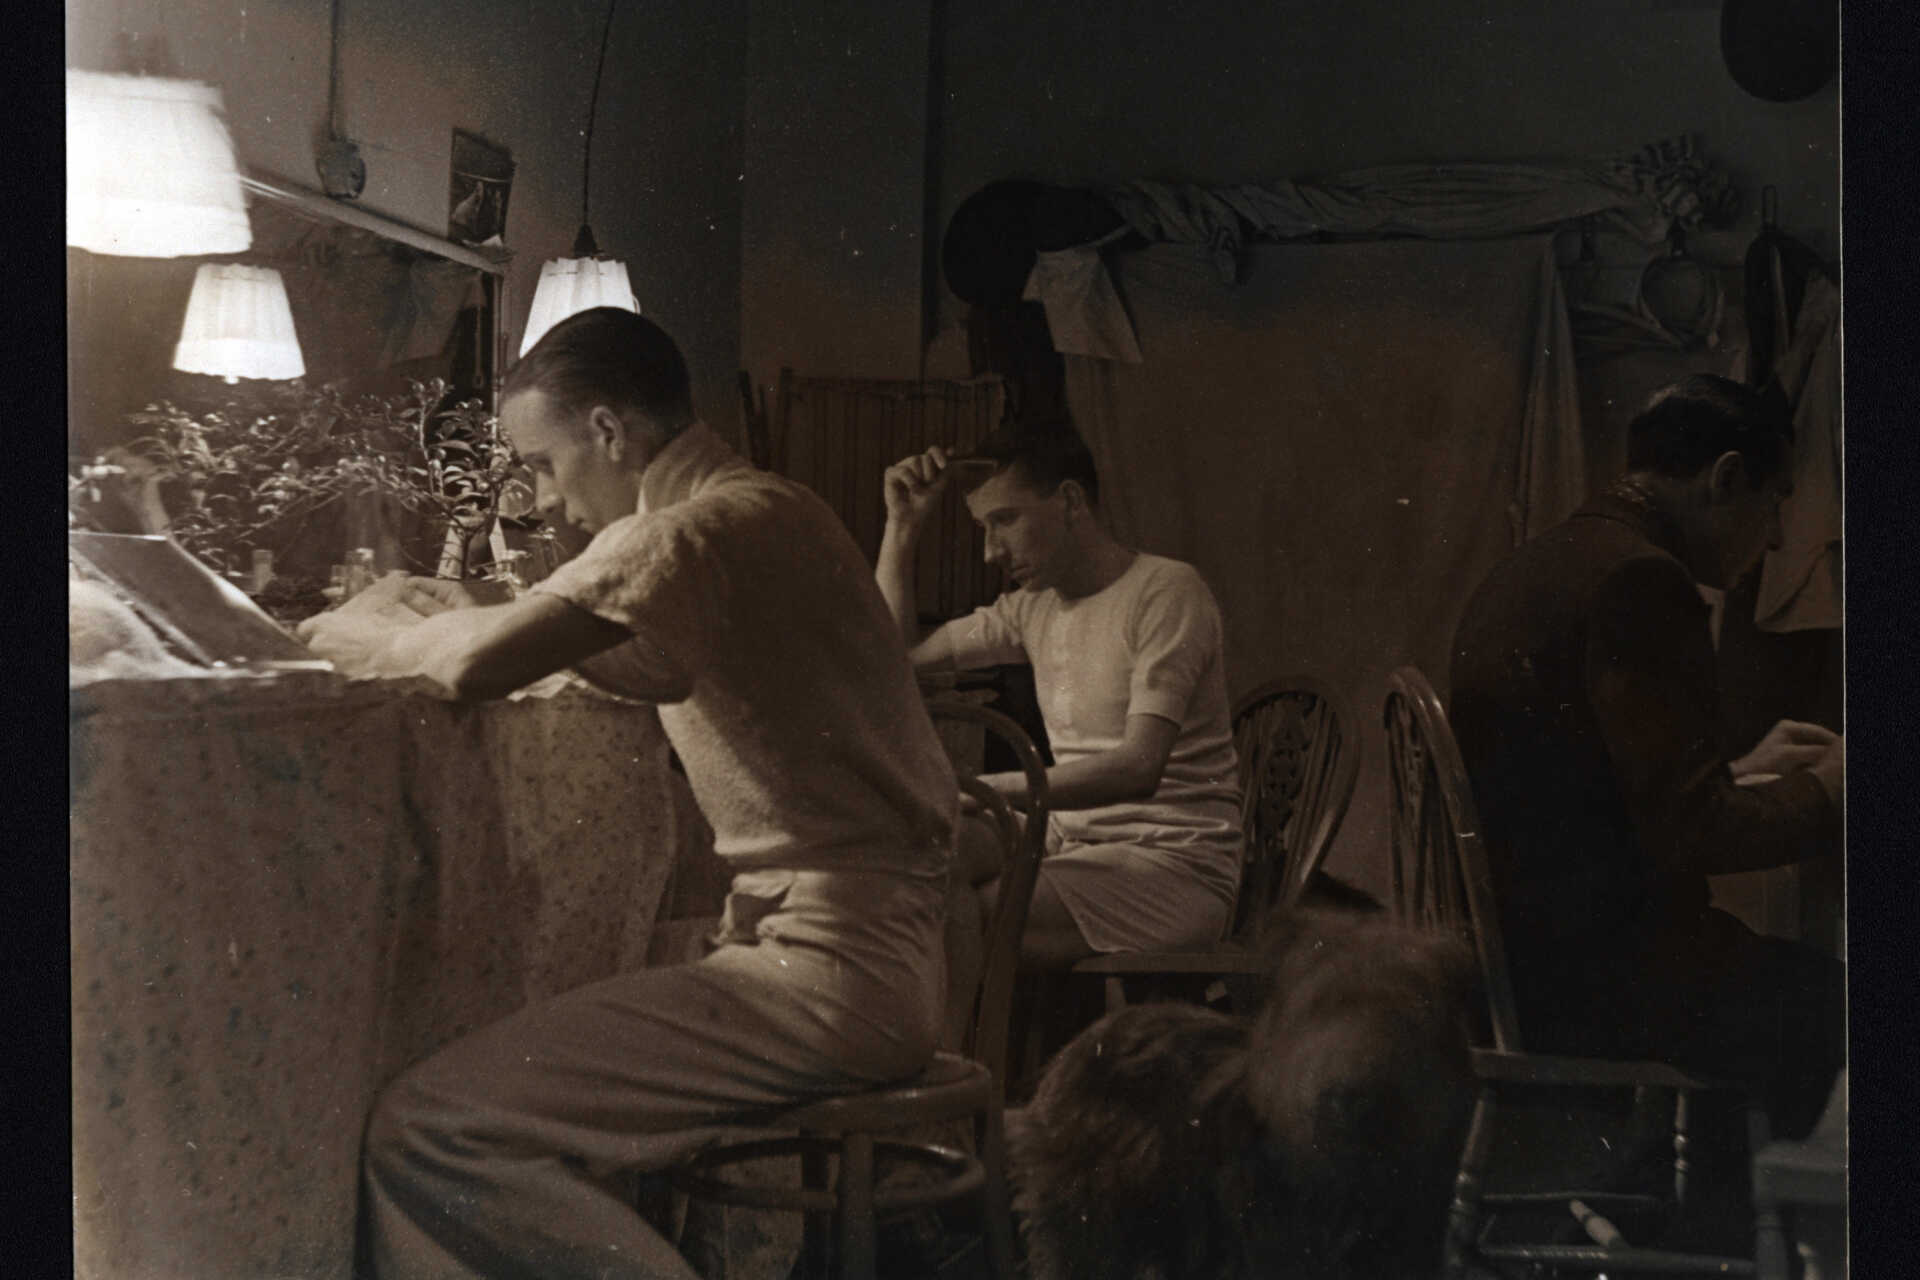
{"left": 346, "top": 547, "right": 376, "bottom": 598}
{"left": 251, "top": 548, "right": 275, "bottom": 594}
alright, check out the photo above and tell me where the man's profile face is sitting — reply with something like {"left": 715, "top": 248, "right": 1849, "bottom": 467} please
{"left": 1721, "top": 469, "right": 1790, "bottom": 586}
{"left": 1700, "top": 451, "right": 1790, "bottom": 589}
{"left": 500, "top": 388, "right": 634, "bottom": 535}
{"left": 963, "top": 466, "right": 1071, "bottom": 592}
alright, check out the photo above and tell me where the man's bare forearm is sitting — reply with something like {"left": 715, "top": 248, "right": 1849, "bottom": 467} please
{"left": 378, "top": 596, "right": 631, "bottom": 700}
{"left": 875, "top": 520, "right": 923, "bottom": 650}
{"left": 980, "top": 715, "right": 1179, "bottom": 812}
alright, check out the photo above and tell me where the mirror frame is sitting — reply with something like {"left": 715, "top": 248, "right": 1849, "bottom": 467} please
{"left": 237, "top": 167, "right": 513, "bottom": 410}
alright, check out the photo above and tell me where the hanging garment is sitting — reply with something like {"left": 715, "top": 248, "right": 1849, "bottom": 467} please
{"left": 1743, "top": 222, "right": 1829, "bottom": 390}
{"left": 1754, "top": 275, "right": 1841, "bottom": 633}
{"left": 1022, "top": 235, "right": 1144, "bottom": 364}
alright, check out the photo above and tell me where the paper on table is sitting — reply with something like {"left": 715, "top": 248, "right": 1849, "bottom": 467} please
{"left": 70, "top": 532, "right": 314, "bottom": 667}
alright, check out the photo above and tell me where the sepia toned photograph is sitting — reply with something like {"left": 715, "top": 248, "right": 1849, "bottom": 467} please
{"left": 67, "top": 1, "right": 1856, "bottom": 1277}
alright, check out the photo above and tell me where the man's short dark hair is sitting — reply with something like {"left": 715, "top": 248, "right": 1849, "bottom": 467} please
{"left": 1626, "top": 374, "right": 1794, "bottom": 484}
{"left": 968, "top": 416, "right": 1101, "bottom": 508}
{"left": 503, "top": 307, "right": 695, "bottom": 436}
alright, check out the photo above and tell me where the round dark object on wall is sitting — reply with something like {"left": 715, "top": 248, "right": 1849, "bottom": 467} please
{"left": 943, "top": 181, "right": 1045, "bottom": 306}
{"left": 317, "top": 137, "right": 367, "bottom": 200}
{"left": 1720, "top": 0, "right": 1838, "bottom": 103}
{"left": 1641, "top": 254, "right": 1723, "bottom": 346}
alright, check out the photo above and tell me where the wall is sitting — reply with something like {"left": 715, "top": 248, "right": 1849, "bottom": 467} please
{"left": 937, "top": 0, "right": 1837, "bottom": 271}
{"left": 65, "top": 0, "right": 747, "bottom": 443}
{"left": 739, "top": 0, "right": 932, "bottom": 399}
{"left": 67, "top": 3, "right": 1838, "bottom": 473}
{"left": 932, "top": 0, "right": 1839, "bottom": 458}
{"left": 726, "top": 3, "right": 1838, "bottom": 393}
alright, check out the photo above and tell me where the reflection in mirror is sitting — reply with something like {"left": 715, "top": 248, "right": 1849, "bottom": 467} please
{"left": 68, "top": 174, "right": 525, "bottom": 621}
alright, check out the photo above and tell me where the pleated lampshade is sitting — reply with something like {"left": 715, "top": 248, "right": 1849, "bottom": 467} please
{"left": 66, "top": 69, "right": 253, "bottom": 258}
{"left": 173, "top": 264, "right": 306, "bottom": 382}
{"left": 519, "top": 257, "right": 639, "bottom": 356}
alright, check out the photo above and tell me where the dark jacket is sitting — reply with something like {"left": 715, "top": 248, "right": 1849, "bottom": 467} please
{"left": 1448, "top": 481, "right": 1837, "bottom": 1031}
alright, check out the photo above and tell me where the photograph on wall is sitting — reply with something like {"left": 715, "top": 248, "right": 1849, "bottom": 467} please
{"left": 448, "top": 127, "right": 514, "bottom": 247}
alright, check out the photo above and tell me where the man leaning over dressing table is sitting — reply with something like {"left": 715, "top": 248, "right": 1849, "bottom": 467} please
{"left": 301, "top": 307, "right": 956, "bottom": 1280}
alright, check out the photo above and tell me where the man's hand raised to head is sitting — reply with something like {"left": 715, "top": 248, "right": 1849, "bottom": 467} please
{"left": 882, "top": 446, "right": 954, "bottom": 536}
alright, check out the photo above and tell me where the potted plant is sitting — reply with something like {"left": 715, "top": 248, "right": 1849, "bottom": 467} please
{"left": 70, "top": 378, "right": 521, "bottom": 624}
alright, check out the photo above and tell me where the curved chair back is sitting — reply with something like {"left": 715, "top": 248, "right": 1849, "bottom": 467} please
{"left": 1230, "top": 675, "right": 1360, "bottom": 936}
{"left": 1381, "top": 665, "right": 1521, "bottom": 1054}
{"left": 926, "top": 698, "right": 1051, "bottom": 1088}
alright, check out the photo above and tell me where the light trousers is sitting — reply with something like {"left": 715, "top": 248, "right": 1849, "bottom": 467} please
{"left": 360, "top": 869, "right": 948, "bottom": 1279}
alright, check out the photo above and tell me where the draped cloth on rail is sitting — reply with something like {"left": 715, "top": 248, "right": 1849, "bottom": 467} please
{"left": 1029, "top": 138, "right": 1732, "bottom": 362}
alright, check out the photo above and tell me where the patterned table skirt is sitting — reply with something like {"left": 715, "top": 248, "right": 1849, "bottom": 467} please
{"left": 71, "top": 671, "right": 687, "bottom": 1279}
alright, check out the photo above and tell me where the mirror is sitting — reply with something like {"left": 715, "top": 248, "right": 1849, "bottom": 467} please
{"left": 68, "top": 171, "right": 525, "bottom": 617}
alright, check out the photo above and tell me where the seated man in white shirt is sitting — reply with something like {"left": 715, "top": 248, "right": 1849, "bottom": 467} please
{"left": 877, "top": 423, "right": 1243, "bottom": 973}
{"left": 299, "top": 308, "right": 956, "bottom": 1280}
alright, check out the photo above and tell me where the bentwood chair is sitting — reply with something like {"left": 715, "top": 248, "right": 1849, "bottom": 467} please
{"left": 1067, "top": 675, "right": 1360, "bottom": 1014}
{"left": 1383, "top": 665, "right": 1768, "bottom": 1279}
{"left": 670, "top": 700, "right": 1050, "bottom": 1280}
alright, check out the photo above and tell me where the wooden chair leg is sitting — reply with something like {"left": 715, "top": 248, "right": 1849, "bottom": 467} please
{"left": 1445, "top": 1086, "right": 1497, "bottom": 1279}
{"left": 977, "top": 1102, "right": 1018, "bottom": 1280}
{"left": 801, "top": 1142, "right": 833, "bottom": 1280}
{"left": 1753, "top": 1195, "right": 1792, "bottom": 1280}
{"left": 1746, "top": 1104, "right": 1790, "bottom": 1280}
{"left": 836, "top": 1132, "right": 877, "bottom": 1280}
{"left": 1103, "top": 974, "right": 1127, "bottom": 1014}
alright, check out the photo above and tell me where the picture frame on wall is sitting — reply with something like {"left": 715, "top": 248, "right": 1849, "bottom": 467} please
{"left": 449, "top": 128, "right": 514, "bottom": 246}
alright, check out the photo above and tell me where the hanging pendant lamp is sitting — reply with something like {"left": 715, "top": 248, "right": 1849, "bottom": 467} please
{"left": 66, "top": 68, "right": 253, "bottom": 258}
{"left": 173, "top": 263, "right": 306, "bottom": 383}
{"left": 519, "top": 0, "right": 637, "bottom": 357}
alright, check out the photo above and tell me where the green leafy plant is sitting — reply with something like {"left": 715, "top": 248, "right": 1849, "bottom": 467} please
{"left": 72, "top": 378, "right": 518, "bottom": 618}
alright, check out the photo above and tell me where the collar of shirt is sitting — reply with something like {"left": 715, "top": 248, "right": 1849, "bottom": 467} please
{"left": 1577, "top": 476, "right": 1686, "bottom": 563}
{"left": 634, "top": 421, "right": 748, "bottom": 518}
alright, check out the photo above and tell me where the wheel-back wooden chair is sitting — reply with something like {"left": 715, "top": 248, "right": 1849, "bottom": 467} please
{"left": 670, "top": 699, "right": 1050, "bottom": 1280}
{"left": 1068, "top": 675, "right": 1360, "bottom": 1014}
{"left": 1383, "top": 665, "right": 1767, "bottom": 1278}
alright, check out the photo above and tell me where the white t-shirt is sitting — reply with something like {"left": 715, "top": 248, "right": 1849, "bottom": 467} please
{"left": 944, "top": 552, "right": 1243, "bottom": 902}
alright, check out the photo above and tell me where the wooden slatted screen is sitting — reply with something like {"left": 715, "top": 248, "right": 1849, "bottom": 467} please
{"left": 772, "top": 369, "right": 1007, "bottom": 623}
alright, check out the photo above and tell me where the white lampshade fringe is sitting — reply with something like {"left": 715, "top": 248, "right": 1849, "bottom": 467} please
{"left": 519, "top": 257, "right": 639, "bottom": 356}
{"left": 67, "top": 69, "right": 253, "bottom": 258}
{"left": 173, "top": 264, "right": 306, "bottom": 382}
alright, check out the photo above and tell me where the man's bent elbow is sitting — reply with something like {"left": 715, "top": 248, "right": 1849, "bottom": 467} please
{"left": 1121, "top": 758, "right": 1167, "bottom": 803}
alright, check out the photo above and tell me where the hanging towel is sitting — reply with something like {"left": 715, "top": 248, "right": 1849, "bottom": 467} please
{"left": 1022, "top": 237, "right": 1144, "bottom": 364}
